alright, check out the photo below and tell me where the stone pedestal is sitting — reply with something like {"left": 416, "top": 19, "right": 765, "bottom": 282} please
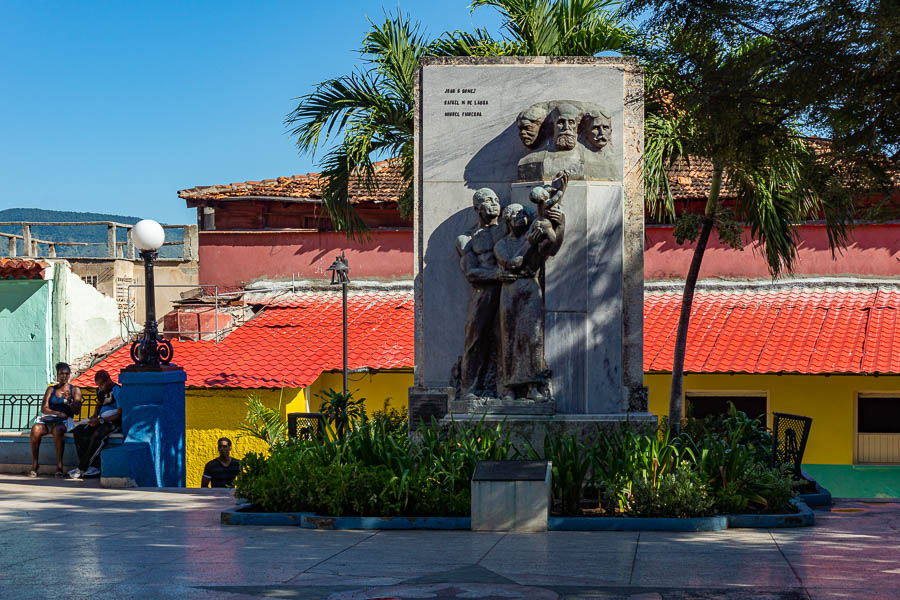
{"left": 101, "top": 367, "right": 186, "bottom": 488}
{"left": 471, "top": 460, "right": 551, "bottom": 532}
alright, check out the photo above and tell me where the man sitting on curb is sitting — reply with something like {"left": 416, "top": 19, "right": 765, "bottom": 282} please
{"left": 69, "top": 370, "right": 122, "bottom": 480}
{"left": 201, "top": 437, "right": 240, "bottom": 488}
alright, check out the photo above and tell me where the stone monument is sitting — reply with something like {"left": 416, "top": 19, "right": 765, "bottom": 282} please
{"left": 409, "top": 57, "right": 654, "bottom": 442}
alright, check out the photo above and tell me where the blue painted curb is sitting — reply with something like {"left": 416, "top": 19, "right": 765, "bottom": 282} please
{"left": 798, "top": 470, "right": 833, "bottom": 507}
{"left": 221, "top": 505, "right": 470, "bottom": 529}
{"left": 221, "top": 505, "right": 309, "bottom": 526}
{"left": 223, "top": 503, "right": 813, "bottom": 530}
{"left": 727, "top": 500, "right": 815, "bottom": 528}
{"left": 548, "top": 515, "right": 727, "bottom": 532}
{"left": 302, "top": 515, "right": 470, "bottom": 530}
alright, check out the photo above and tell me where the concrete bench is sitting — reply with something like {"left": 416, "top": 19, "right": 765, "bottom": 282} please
{"left": 0, "top": 430, "right": 124, "bottom": 475}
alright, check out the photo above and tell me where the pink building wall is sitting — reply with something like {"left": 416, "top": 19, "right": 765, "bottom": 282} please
{"left": 198, "top": 224, "right": 900, "bottom": 290}
{"left": 198, "top": 230, "right": 414, "bottom": 290}
{"left": 645, "top": 223, "right": 900, "bottom": 280}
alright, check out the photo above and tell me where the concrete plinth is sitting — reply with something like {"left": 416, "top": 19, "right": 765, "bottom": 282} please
{"left": 101, "top": 367, "right": 186, "bottom": 488}
{"left": 472, "top": 460, "right": 551, "bottom": 532}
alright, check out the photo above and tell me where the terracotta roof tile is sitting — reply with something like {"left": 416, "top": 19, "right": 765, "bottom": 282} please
{"left": 178, "top": 159, "right": 405, "bottom": 205}
{"left": 645, "top": 287, "right": 900, "bottom": 374}
{"left": 0, "top": 258, "right": 49, "bottom": 280}
{"left": 77, "top": 286, "right": 900, "bottom": 386}
{"left": 73, "top": 292, "right": 414, "bottom": 389}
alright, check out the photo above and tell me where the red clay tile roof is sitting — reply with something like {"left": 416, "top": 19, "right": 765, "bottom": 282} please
{"left": 74, "top": 292, "right": 414, "bottom": 388}
{"left": 645, "top": 287, "right": 900, "bottom": 374}
{"left": 177, "top": 156, "right": 723, "bottom": 206}
{"left": 0, "top": 258, "right": 49, "bottom": 280}
{"left": 77, "top": 286, "right": 900, "bottom": 386}
{"left": 178, "top": 159, "right": 405, "bottom": 206}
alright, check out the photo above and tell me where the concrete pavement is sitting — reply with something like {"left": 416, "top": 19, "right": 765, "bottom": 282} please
{"left": 0, "top": 474, "right": 898, "bottom": 599}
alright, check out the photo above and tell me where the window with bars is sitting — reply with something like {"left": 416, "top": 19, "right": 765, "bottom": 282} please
{"left": 685, "top": 394, "right": 767, "bottom": 420}
{"left": 81, "top": 274, "right": 98, "bottom": 289}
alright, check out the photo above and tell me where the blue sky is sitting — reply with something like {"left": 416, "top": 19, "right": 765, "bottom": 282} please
{"left": 0, "top": 1, "right": 502, "bottom": 224}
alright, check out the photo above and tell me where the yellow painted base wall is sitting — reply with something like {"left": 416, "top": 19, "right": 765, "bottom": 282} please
{"left": 185, "top": 387, "right": 306, "bottom": 488}
{"left": 308, "top": 370, "right": 412, "bottom": 417}
{"left": 646, "top": 373, "right": 900, "bottom": 465}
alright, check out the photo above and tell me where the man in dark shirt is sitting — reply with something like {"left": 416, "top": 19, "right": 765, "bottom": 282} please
{"left": 69, "top": 370, "right": 122, "bottom": 480}
{"left": 201, "top": 437, "right": 240, "bottom": 488}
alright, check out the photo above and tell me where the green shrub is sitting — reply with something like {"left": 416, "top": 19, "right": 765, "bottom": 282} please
{"left": 237, "top": 392, "right": 288, "bottom": 449}
{"left": 683, "top": 403, "right": 772, "bottom": 465}
{"left": 527, "top": 431, "right": 591, "bottom": 515}
{"left": 317, "top": 388, "right": 365, "bottom": 440}
{"left": 368, "top": 400, "right": 408, "bottom": 434}
{"left": 628, "top": 463, "right": 714, "bottom": 518}
{"left": 234, "top": 413, "right": 795, "bottom": 519}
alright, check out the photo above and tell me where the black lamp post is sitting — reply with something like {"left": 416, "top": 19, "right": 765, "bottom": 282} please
{"left": 128, "top": 219, "right": 174, "bottom": 368}
{"left": 327, "top": 252, "right": 350, "bottom": 397}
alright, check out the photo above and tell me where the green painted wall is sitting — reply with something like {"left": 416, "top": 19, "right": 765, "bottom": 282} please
{"left": 0, "top": 280, "right": 51, "bottom": 393}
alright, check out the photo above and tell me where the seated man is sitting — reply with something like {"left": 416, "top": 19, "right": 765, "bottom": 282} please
{"left": 69, "top": 370, "right": 121, "bottom": 479}
{"left": 201, "top": 437, "right": 240, "bottom": 488}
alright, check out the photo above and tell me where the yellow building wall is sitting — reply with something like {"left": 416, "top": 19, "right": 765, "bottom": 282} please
{"left": 308, "top": 369, "right": 412, "bottom": 416}
{"left": 185, "top": 387, "right": 306, "bottom": 488}
{"left": 646, "top": 373, "right": 900, "bottom": 465}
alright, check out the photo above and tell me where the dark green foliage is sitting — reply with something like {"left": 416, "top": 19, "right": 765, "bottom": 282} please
{"left": 527, "top": 432, "right": 592, "bottom": 515}
{"left": 317, "top": 388, "right": 365, "bottom": 440}
{"left": 629, "top": 463, "right": 714, "bottom": 518}
{"left": 236, "top": 410, "right": 796, "bottom": 518}
{"left": 235, "top": 416, "right": 515, "bottom": 517}
{"left": 629, "top": 0, "right": 899, "bottom": 171}
{"left": 237, "top": 392, "right": 288, "bottom": 450}
{"left": 367, "top": 401, "right": 408, "bottom": 434}
{"left": 682, "top": 403, "right": 772, "bottom": 466}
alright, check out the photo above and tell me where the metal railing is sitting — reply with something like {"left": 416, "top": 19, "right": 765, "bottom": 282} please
{"left": 0, "top": 221, "right": 197, "bottom": 261}
{"left": 0, "top": 391, "right": 98, "bottom": 431}
{"left": 124, "top": 283, "right": 238, "bottom": 342}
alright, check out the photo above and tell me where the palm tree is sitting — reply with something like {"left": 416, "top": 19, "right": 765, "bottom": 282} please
{"left": 285, "top": 13, "right": 426, "bottom": 237}
{"left": 287, "top": 2, "right": 634, "bottom": 237}
{"left": 639, "top": 30, "right": 853, "bottom": 432}
{"left": 434, "top": 0, "right": 634, "bottom": 56}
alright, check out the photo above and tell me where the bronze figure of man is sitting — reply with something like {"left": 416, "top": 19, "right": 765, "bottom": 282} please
{"left": 456, "top": 188, "right": 505, "bottom": 401}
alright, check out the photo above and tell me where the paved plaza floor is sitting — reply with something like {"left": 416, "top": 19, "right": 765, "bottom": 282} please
{"left": 0, "top": 475, "right": 898, "bottom": 599}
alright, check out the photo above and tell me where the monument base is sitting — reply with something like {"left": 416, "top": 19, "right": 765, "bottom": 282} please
{"left": 439, "top": 413, "right": 657, "bottom": 455}
{"left": 449, "top": 396, "right": 556, "bottom": 416}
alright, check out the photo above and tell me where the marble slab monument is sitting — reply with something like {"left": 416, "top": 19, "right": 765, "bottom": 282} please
{"left": 410, "top": 57, "right": 649, "bottom": 427}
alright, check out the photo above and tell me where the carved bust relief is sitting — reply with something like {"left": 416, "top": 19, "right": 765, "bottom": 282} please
{"left": 516, "top": 100, "right": 618, "bottom": 182}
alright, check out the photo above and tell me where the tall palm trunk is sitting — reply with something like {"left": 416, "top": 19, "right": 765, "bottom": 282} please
{"left": 668, "top": 165, "right": 723, "bottom": 433}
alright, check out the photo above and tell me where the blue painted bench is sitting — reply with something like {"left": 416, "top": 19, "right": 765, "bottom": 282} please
{"left": 0, "top": 430, "right": 124, "bottom": 476}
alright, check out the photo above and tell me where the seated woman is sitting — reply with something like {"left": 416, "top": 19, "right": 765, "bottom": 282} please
{"left": 29, "top": 362, "right": 82, "bottom": 478}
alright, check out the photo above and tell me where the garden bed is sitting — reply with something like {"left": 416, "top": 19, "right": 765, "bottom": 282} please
{"left": 221, "top": 501, "right": 813, "bottom": 530}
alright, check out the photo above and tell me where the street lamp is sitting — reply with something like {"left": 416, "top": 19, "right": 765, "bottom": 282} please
{"left": 129, "top": 219, "right": 174, "bottom": 368}
{"left": 326, "top": 253, "right": 350, "bottom": 397}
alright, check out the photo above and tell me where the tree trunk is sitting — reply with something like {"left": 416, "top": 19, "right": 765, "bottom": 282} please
{"left": 668, "top": 165, "right": 723, "bottom": 433}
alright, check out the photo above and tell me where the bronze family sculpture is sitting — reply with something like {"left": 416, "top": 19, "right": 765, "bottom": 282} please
{"left": 456, "top": 173, "right": 567, "bottom": 404}
{"left": 456, "top": 100, "right": 615, "bottom": 404}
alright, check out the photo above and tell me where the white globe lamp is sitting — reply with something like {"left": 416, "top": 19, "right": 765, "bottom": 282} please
{"left": 128, "top": 218, "right": 174, "bottom": 369}
{"left": 132, "top": 219, "right": 165, "bottom": 251}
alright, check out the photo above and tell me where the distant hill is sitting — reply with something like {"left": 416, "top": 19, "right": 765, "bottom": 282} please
{"left": 0, "top": 208, "right": 184, "bottom": 259}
